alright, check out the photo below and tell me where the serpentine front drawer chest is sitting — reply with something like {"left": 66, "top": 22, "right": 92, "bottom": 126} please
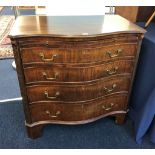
{"left": 9, "top": 15, "right": 145, "bottom": 139}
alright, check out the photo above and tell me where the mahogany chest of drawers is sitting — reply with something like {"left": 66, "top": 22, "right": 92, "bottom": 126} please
{"left": 9, "top": 15, "right": 145, "bottom": 139}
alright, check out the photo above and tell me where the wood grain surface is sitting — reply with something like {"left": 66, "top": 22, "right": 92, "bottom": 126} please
{"left": 9, "top": 15, "right": 145, "bottom": 138}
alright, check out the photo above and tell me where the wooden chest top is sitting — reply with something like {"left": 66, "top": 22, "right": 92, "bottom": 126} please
{"left": 9, "top": 15, "right": 145, "bottom": 38}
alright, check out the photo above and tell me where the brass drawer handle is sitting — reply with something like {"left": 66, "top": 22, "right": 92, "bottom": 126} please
{"left": 39, "top": 53, "right": 58, "bottom": 62}
{"left": 46, "top": 41, "right": 49, "bottom": 47}
{"left": 44, "top": 91, "right": 60, "bottom": 99}
{"left": 45, "top": 110, "right": 61, "bottom": 118}
{"left": 106, "top": 66, "right": 118, "bottom": 75}
{"left": 104, "top": 84, "right": 117, "bottom": 93}
{"left": 42, "top": 72, "right": 58, "bottom": 80}
{"left": 107, "top": 49, "right": 122, "bottom": 58}
{"left": 102, "top": 103, "right": 115, "bottom": 111}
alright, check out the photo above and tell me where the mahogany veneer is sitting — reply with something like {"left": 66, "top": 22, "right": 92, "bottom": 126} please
{"left": 9, "top": 15, "right": 145, "bottom": 139}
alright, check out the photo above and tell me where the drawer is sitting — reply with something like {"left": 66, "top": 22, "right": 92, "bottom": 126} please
{"left": 21, "top": 44, "right": 137, "bottom": 64}
{"left": 29, "top": 94, "right": 128, "bottom": 123}
{"left": 24, "top": 60, "right": 134, "bottom": 84}
{"left": 18, "top": 34, "right": 139, "bottom": 48}
{"left": 26, "top": 76, "right": 130, "bottom": 103}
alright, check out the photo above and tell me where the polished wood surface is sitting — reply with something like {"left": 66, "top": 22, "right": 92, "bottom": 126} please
{"left": 29, "top": 94, "right": 128, "bottom": 123}
{"left": 9, "top": 15, "right": 145, "bottom": 38}
{"left": 21, "top": 43, "right": 137, "bottom": 64}
{"left": 26, "top": 76, "right": 130, "bottom": 103}
{"left": 23, "top": 60, "right": 134, "bottom": 84}
{"left": 9, "top": 15, "right": 145, "bottom": 139}
{"left": 115, "top": 6, "right": 155, "bottom": 23}
{"left": 115, "top": 6, "right": 139, "bottom": 22}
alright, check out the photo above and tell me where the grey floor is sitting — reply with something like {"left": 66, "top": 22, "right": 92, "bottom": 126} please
{"left": 0, "top": 6, "right": 35, "bottom": 100}
{"left": 0, "top": 59, "right": 21, "bottom": 100}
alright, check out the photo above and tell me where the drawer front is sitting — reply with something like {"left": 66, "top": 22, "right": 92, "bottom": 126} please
{"left": 29, "top": 94, "right": 128, "bottom": 123}
{"left": 18, "top": 34, "right": 139, "bottom": 48}
{"left": 24, "top": 60, "right": 134, "bottom": 84}
{"left": 26, "top": 76, "right": 130, "bottom": 103}
{"left": 21, "top": 44, "right": 137, "bottom": 64}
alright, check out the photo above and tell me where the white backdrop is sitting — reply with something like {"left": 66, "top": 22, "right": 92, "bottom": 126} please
{"left": 42, "top": 0, "right": 106, "bottom": 15}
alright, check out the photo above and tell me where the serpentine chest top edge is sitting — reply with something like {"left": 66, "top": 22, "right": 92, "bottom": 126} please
{"left": 9, "top": 15, "right": 146, "bottom": 38}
